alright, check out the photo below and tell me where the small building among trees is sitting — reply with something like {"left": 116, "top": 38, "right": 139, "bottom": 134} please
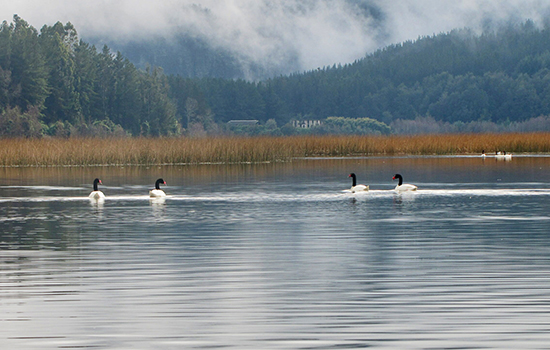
{"left": 227, "top": 120, "right": 259, "bottom": 126}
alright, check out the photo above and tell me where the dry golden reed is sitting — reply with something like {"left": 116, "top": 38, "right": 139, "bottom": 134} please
{"left": 0, "top": 133, "right": 549, "bottom": 167}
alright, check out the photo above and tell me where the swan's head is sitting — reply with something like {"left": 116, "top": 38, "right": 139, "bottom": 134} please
{"left": 392, "top": 174, "right": 403, "bottom": 186}
{"left": 93, "top": 178, "right": 102, "bottom": 191}
{"left": 154, "top": 178, "right": 166, "bottom": 189}
{"left": 349, "top": 173, "right": 357, "bottom": 186}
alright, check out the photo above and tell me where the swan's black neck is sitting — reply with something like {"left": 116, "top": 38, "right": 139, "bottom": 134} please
{"left": 349, "top": 173, "right": 357, "bottom": 187}
{"left": 93, "top": 178, "right": 100, "bottom": 191}
{"left": 155, "top": 178, "right": 165, "bottom": 190}
{"left": 394, "top": 174, "right": 403, "bottom": 186}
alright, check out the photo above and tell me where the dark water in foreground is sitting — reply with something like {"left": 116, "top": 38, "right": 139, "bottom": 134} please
{"left": 1, "top": 156, "right": 550, "bottom": 349}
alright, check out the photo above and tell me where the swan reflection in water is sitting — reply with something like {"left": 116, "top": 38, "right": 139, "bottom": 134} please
{"left": 150, "top": 196, "right": 166, "bottom": 219}
{"left": 89, "top": 197, "right": 105, "bottom": 209}
{"left": 495, "top": 151, "right": 513, "bottom": 161}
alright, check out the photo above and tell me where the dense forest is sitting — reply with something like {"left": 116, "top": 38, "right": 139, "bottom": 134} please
{"left": 3, "top": 15, "right": 550, "bottom": 137}
{"left": 0, "top": 15, "right": 178, "bottom": 137}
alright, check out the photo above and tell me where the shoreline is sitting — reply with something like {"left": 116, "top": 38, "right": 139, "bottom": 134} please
{"left": 1, "top": 153, "right": 548, "bottom": 169}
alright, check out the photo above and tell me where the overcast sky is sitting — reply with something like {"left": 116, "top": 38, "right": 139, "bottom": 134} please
{"left": 2, "top": 0, "right": 549, "bottom": 75}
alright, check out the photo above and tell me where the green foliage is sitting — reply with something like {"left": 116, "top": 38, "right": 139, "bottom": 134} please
{"left": 0, "top": 15, "right": 178, "bottom": 137}
{"left": 323, "top": 117, "right": 391, "bottom": 135}
{"left": 39, "top": 21, "right": 80, "bottom": 124}
{"left": 0, "top": 16, "right": 49, "bottom": 112}
{"left": 0, "top": 106, "right": 45, "bottom": 137}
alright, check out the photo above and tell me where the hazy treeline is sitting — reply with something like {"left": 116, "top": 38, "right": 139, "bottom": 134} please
{"left": 3, "top": 15, "right": 550, "bottom": 137}
{"left": 170, "top": 19, "right": 550, "bottom": 135}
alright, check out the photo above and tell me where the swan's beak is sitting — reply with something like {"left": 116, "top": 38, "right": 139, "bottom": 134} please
{"left": 163, "top": 181, "right": 166, "bottom": 185}
{"left": 99, "top": 180, "right": 102, "bottom": 184}
{"left": 392, "top": 176, "right": 396, "bottom": 180}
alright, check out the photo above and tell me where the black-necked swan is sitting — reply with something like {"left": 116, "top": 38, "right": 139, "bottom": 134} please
{"left": 149, "top": 178, "right": 166, "bottom": 197}
{"left": 348, "top": 173, "right": 369, "bottom": 192}
{"left": 392, "top": 174, "right": 417, "bottom": 192}
{"left": 89, "top": 178, "right": 105, "bottom": 199}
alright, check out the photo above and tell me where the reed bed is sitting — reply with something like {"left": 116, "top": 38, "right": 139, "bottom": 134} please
{"left": 0, "top": 133, "right": 549, "bottom": 167}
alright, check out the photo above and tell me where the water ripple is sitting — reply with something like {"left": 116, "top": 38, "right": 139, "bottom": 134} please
{"left": 2, "top": 158, "right": 550, "bottom": 349}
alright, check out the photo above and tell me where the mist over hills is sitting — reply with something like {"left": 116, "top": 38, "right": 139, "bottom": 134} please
{"left": 89, "top": 35, "right": 266, "bottom": 80}
{"left": 75, "top": 0, "right": 550, "bottom": 80}
{"left": 86, "top": 0, "right": 387, "bottom": 80}
{"left": 5, "top": 0, "right": 550, "bottom": 81}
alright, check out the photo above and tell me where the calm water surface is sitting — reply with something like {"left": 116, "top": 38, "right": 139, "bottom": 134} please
{"left": 1, "top": 156, "right": 550, "bottom": 349}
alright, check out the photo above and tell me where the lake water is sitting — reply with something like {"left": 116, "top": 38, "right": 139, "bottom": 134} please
{"left": 1, "top": 155, "right": 550, "bottom": 349}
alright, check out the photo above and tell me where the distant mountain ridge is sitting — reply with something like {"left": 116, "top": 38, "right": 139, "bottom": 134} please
{"left": 164, "top": 19, "right": 550, "bottom": 134}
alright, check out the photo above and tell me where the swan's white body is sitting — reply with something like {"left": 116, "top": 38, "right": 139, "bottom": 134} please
{"left": 393, "top": 174, "right": 417, "bottom": 192}
{"left": 394, "top": 183, "right": 418, "bottom": 192}
{"left": 149, "top": 189, "right": 166, "bottom": 197}
{"left": 89, "top": 190, "right": 105, "bottom": 199}
{"left": 350, "top": 184, "right": 369, "bottom": 193}
{"left": 348, "top": 173, "right": 369, "bottom": 193}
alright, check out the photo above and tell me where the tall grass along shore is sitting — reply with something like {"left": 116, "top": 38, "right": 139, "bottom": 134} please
{"left": 0, "top": 133, "right": 549, "bottom": 167}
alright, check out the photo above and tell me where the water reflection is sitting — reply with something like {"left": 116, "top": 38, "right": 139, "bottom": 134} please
{"left": 89, "top": 197, "right": 105, "bottom": 208}
{"left": 1, "top": 156, "right": 550, "bottom": 349}
{"left": 149, "top": 197, "right": 166, "bottom": 219}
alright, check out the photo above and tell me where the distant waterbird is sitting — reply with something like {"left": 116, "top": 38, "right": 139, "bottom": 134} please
{"left": 393, "top": 174, "right": 417, "bottom": 192}
{"left": 348, "top": 173, "right": 369, "bottom": 193}
{"left": 149, "top": 178, "right": 167, "bottom": 197}
{"left": 89, "top": 178, "right": 105, "bottom": 199}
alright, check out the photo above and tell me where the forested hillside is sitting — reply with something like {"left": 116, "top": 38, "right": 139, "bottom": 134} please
{"left": 0, "top": 15, "right": 178, "bottom": 137}
{"left": 3, "top": 15, "right": 550, "bottom": 137}
{"left": 169, "top": 19, "right": 550, "bottom": 135}
{"left": 95, "top": 35, "right": 259, "bottom": 80}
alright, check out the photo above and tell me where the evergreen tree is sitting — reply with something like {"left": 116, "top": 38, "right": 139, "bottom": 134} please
{"left": 139, "top": 66, "right": 178, "bottom": 136}
{"left": 5, "top": 15, "right": 49, "bottom": 112}
{"left": 39, "top": 21, "right": 80, "bottom": 124}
